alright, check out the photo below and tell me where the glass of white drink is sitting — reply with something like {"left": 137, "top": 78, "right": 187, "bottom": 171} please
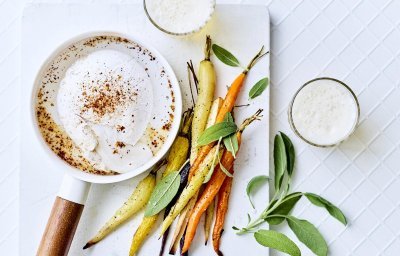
{"left": 288, "top": 77, "right": 360, "bottom": 147}
{"left": 144, "top": 0, "right": 216, "bottom": 36}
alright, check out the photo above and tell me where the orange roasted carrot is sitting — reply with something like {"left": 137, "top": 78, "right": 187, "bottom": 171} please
{"left": 182, "top": 141, "right": 238, "bottom": 253}
{"left": 182, "top": 109, "right": 263, "bottom": 253}
{"left": 188, "top": 47, "right": 267, "bottom": 180}
{"left": 212, "top": 175, "right": 233, "bottom": 256}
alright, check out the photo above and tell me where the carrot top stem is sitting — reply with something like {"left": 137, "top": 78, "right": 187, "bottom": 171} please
{"left": 244, "top": 46, "right": 269, "bottom": 74}
{"left": 238, "top": 109, "right": 263, "bottom": 132}
{"left": 204, "top": 35, "right": 212, "bottom": 61}
{"left": 187, "top": 60, "right": 199, "bottom": 91}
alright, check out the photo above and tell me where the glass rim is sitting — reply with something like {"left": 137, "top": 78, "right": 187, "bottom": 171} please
{"left": 288, "top": 77, "right": 361, "bottom": 148}
{"left": 143, "top": 0, "right": 216, "bottom": 36}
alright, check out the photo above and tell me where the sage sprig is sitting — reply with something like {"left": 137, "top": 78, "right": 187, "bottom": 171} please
{"left": 236, "top": 132, "right": 347, "bottom": 256}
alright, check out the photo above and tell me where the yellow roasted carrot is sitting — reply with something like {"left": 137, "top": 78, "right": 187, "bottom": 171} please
{"left": 83, "top": 174, "right": 156, "bottom": 249}
{"left": 128, "top": 110, "right": 193, "bottom": 256}
{"left": 190, "top": 35, "right": 216, "bottom": 165}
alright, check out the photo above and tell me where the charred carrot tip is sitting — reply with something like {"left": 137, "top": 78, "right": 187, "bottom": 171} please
{"left": 83, "top": 241, "right": 94, "bottom": 250}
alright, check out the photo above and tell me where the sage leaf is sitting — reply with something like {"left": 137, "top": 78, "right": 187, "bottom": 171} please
{"left": 267, "top": 192, "right": 302, "bottom": 225}
{"left": 287, "top": 216, "right": 328, "bottom": 256}
{"left": 224, "top": 112, "right": 234, "bottom": 122}
{"left": 217, "top": 136, "right": 233, "bottom": 178}
{"left": 254, "top": 229, "right": 301, "bottom": 256}
{"left": 246, "top": 175, "right": 269, "bottom": 209}
{"left": 280, "top": 132, "right": 295, "bottom": 177}
{"left": 197, "top": 121, "right": 237, "bottom": 146}
{"left": 249, "top": 77, "right": 269, "bottom": 99}
{"left": 204, "top": 139, "right": 222, "bottom": 184}
{"left": 274, "top": 134, "right": 287, "bottom": 191}
{"left": 212, "top": 44, "right": 240, "bottom": 67}
{"left": 145, "top": 171, "right": 181, "bottom": 216}
{"left": 305, "top": 193, "right": 347, "bottom": 225}
{"left": 223, "top": 133, "right": 239, "bottom": 158}
{"left": 219, "top": 158, "right": 233, "bottom": 177}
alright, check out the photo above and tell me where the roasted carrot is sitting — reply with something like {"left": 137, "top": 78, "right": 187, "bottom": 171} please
{"left": 188, "top": 46, "right": 267, "bottom": 180}
{"left": 190, "top": 35, "right": 216, "bottom": 165}
{"left": 182, "top": 148, "right": 237, "bottom": 253}
{"left": 83, "top": 157, "right": 168, "bottom": 249}
{"left": 180, "top": 231, "right": 189, "bottom": 256}
{"left": 168, "top": 98, "right": 223, "bottom": 252}
{"left": 129, "top": 110, "right": 192, "bottom": 256}
{"left": 161, "top": 99, "right": 223, "bottom": 239}
{"left": 160, "top": 144, "right": 223, "bottom": 235}
{"left": 159, "top": 161, "right": 190, "bottom": 256}
{"left": 204, "top": 197, "right": 215, "bottom": 245}
{"left": 182, "top": 110, "right": 263, "bottom": 253}
{"left": 168, "top": 198, "right": 194, "bottom": 254}
{"left": 83, "top": 173, "right": 156, "bottom": 250}
{"left": 212, "top": 175, "right": 233, "bottom": 256}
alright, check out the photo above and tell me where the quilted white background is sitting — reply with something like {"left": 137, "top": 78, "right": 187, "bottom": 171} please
{"left": 1, "top": 0, "right": 400, "bottom": 255}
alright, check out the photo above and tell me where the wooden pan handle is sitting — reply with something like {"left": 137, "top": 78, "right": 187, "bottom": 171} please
{"left": 37, "top": 196, "right": 84, "bottom": 256}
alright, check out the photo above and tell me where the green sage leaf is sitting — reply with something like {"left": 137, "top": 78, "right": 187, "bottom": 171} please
{"left": 197, "top": 121, "right": 237, "bottom": 146}
{"left": 287, "top": 216, "right": 328, "bottom": 256}
{"left": 249, "top": 77, "right": 269, "bottom": 99}
{"left": 280, "top": 132, "right": 295, "bottom": 177}
{"left": 246, "top": 175, "right": 269, "bottom": 209}
{"left": 305, "top": 193, "right": 347, "bottom": 225}
{"left": 219, "top": 158, "right": 233, "bottom": 177}
{"left": 145, "top": 171, "right": 181, "bottom": 216}
{"left": 203, "top": 139, "right": 222, "bottom": 184}
{"left": 223, "top": 133, "right": 239, "bottom": 158}
{"left": 254, "top": 229, "right": 301, "bottom": 256}
{"left": 274, "top": 134, "right": 287, "bottom": 191}
{"left": 217, "top": 135, "right": 234, "bottom": 178}
{"left": 224, "top": 112, "right": 234, "bottom": 122}
{"left": 267, "top": 192, "right": 302, "bottom": 225}
{"left": 212, "top": 44, "right": 240, "bottom": 67}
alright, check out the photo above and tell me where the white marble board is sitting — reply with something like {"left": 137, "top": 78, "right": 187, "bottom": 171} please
{"left": 20, "top": 4, "right": 270, "bottom": 255}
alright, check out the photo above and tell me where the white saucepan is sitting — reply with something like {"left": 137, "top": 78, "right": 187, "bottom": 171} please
{"left": 31, "top": 31, "right": 182, "bottom": 256}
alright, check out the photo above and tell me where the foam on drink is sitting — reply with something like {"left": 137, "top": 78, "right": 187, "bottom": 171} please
{"left": 290, "top": 78, "right": 359, "bottom": 146}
